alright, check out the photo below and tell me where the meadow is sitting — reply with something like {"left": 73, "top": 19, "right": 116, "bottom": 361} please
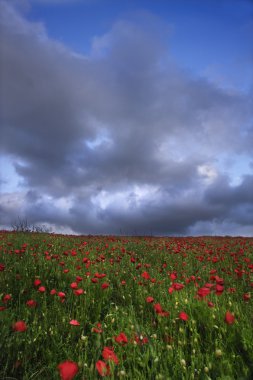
{"left": 0, "top": 232, "right": 252, "bottom": 380}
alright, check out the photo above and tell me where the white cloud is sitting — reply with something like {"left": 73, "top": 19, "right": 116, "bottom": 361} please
{"left": 197, "top": 164, "right": 218, "bottom": 184}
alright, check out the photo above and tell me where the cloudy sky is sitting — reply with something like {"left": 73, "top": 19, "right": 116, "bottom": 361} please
{"left": 0, "top": 0, "right": 253, "bottom": 236}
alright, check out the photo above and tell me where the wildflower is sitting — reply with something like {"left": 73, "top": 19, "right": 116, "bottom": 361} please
{"left": 146, "top": 296, "right": 154, "bottom": 303}
{"left": 115, "top": 332, "right": 128, "bottom": 345}
{"left": 13, "top": 321, "right": 27, "bottom": 332}
{"left": 179, "top": 311, "right": 189, "bottom": 321}
{"left": 70, "top": 320, "right": 80, "bottom": 326}
{"left": 215, "top": 284, "right": 224, "bottom": 295}
{"left": 101, "top": 283, "right": 109, "bottom": 289}
{"left": 173, "top": 283, "right": 184, "bottom": 291}
{"left": 34, "top": 279, "right": 41, "bottom": 287}
{"left": 154, "top": 303, "right": 169, "bottom": 317}
{"left": 74, "top": 289, "right": 84, "bottom": 296}
{"left": 102, "top": 346, "right": 119, "bottom": 364}
{"left": 243, "top": 293, "right": 250, "bottom": 302}
{"left": 141, "top": 271, "right": 150, "bottom": 280}
{"left": 2, "top": 294, "right": 12, "bottom": 303}
{"left": 26, "top": 299, "right": 37, "bottom": 308}
{"left": 58, "top": 360, "right": 79, "bottom": 380}
{"left": 95, "top": 272, "right": 107, "bottom": 279}
{"left": 225, "top": 311, "right": 235, "bottom": 325}
{"left": 38, "top": 286, "right": 46, "bottom": 293}
{"left": 0, "top": 263, "right": 5, "bottom": 271}
{"left": 134, "top": 334, "right": 149, "bottom": 345}
{"left": 96, "top": 360, "right": 110, "bottom": 377}
{"left": 197, "top": 287, "right": 210, "bottom": 298}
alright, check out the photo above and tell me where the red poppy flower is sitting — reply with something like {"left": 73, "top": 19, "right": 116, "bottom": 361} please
{"left": 141, "top": 271, "right": 150, "bottom": 280}
{"left": 58, "top": 360, "right": 79, "bottom": 380}
{"left": 2, "top": 294, "right": 12, "bottom": 303}
{"left": 95, "top": 272, "right": 107, "bottom": 279}
{"left": 243, "top": 293, "right": 250, "bottom": 302}
{"left": 101, "top": 283, "right": 109, "bottom": 289}
{"left": 154, "top": 303, "right": 169, "bottom": 317}
{"left": 96, "top": 360, "right": 110, "bottom": 377}
{"left": 197, "top": 287, "right": 210, "bottom": 298}
{"left": 38, "top": 286, "right": 46, "bottom": 293}
{"left": 102, "top": 347, "right": 119, "bottom": 364}
{"left": 13, "top": 320, "right": 27, "bottom": 332}
{"left": 173, "top": 283, "right": 184, "bottom": 291}
{"left": 134, "top": 334, "right": 149, "bottom": 345}
{"left": 34, "top": 279, "right": 41, "bottom": 287}
{"left": 115, "top": 332, "right": 128, "bottom": 345}
{"left": 58, "top": 292, "right": 66, "bottom": 298}
{"left": 50, "top": 289, "right": 57, "bottom": 295}
{"left": 26, "top": 299, "right": 37, "bottom": 308}
{"left": 74, "top": 289, "right": 84, "bottom": 296}
{"left": 0, "top": 263, "right": 5, "bottom": 271}
{"left": 215, "top": 284, "right": 224, "bottom": 295}
{"left": 146, "top": 296, "right": 154, "bottom": 303}
{"left": 70, "top": 320, "right": 80, "bottom": 326}
{"left": 179, "top": 311, "right": 189, "bottom": 321}
{"left": 70, "top": 282, "right": 78, "bottom": 289}
{"left": 225, "top": 311, "right": 235, "bottom": 325}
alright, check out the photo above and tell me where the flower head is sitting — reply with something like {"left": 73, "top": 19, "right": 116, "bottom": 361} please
{"left": 115, "top": 332, "right": 128, "bottom": 345}
{"left": 96, "top": 360, "right": 110, "bottom": 377}
{"left": 70, "top": 320, "right": 80, "bottom": 326}
{"left": 58, "top": 361, "right": 79, "bottom": 380}
{"left": 179, "top": 311, "right": 189, "bottom": 321}
{"left": 13, "top": 320, "right": 27, "bottom": 332}
{"left": 225, "top": 311, "right": 235, "bottom": 325}
{"left": 102, "top": 346, "right": 119, "bottom": 364}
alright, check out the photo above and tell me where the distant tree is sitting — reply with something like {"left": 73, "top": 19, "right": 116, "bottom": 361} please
{"left": 11, "top": 217, "right": 51, "bottom": 233}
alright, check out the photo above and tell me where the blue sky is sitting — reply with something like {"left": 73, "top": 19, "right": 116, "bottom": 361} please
{"left": 0, "top": 0, "right": 253, "bottom": 235}
{"left": 27, "top": 0, "right": 252, "bottom": 90}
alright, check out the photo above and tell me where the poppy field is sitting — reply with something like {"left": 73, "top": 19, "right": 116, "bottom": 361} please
{"left": 0, "top": 232, "right": 253, "bottom": 380}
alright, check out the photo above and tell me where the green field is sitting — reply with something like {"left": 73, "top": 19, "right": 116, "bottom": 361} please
{"left": 0, "top": 232, "right": 252, "bottom": 379}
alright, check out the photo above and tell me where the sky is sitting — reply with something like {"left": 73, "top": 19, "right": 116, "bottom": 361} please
{"left": 0, "top": 0, "right": 253, "bottom": 236}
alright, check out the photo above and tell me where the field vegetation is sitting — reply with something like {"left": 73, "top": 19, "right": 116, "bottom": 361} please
{"left": 0, "top": 232, "right": 252, "bottom": 379}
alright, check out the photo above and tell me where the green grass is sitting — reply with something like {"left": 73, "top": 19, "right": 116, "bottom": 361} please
{"left": 0, "top": 232, "right": 252, "bottom": 379}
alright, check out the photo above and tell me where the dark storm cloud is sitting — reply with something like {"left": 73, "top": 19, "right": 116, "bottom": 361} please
{"left": 0, "top": 1, "right": 253, "bottom": 235}
{"left": 205, "top": 175, "right": 253, "bottom": 207}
